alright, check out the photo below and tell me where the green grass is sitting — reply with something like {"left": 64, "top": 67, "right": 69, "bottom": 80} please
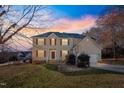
{"left": 0, "top": 64, "right": 123, "bottom": 88}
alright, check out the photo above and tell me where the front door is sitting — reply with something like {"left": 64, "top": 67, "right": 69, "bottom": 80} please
{"left": 50, "top": 50, "right": 56, "bottom": 60}
{"left": 51, "top": 51, "right": 55, "bottom": 59}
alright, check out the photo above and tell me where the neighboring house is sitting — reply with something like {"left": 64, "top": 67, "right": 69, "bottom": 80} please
{"left": 32, "top": 32, "right": 102, "bottom": 65}
{"left": 17, "top": 51, "right": 32, "bottom": 62}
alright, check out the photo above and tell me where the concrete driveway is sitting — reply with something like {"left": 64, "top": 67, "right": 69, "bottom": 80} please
{"left": 91, "top": 63, "right": 124, "bottom": 73}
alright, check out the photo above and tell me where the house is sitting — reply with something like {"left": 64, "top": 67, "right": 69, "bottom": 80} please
{"left": 32, "top": 32, "right": 102, "bottom": 65}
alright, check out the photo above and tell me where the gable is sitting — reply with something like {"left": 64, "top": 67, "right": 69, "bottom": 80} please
{"left": 83, "top": 36, "right": 102, "bottom": 50}
{"left": 74, "top": 36, "right": 102, "bottom": 54}
{"left": 48, "top": 33, "right": 58, "bottom": 39}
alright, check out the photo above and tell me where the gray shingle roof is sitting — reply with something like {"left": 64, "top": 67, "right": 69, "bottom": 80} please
{"left": 32, "top": 32, "right": 85, "bottom": 39}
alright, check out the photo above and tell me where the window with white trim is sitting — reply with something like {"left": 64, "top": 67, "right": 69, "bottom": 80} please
{"left": 38, "top": 39, "right": 44, "bottom": 45}
{"left": 36, "top": 50, "right": 44, "bottom": 58}
{"left": 62, "top": 39, "right": 68, "bottom": 45}
{"left": 51, "top": 38, "right": 56, "bottom": 45}
{"left": 62, "top": 50, "right": 68, "bottom": 59}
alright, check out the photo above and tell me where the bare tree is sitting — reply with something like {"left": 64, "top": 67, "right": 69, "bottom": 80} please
{"left": 0, "top": 5, "right": 48, "bottom": 52}
{"left": 96, "top": 6, "right": 124, "bottom": 58}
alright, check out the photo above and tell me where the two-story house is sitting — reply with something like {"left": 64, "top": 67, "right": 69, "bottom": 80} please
{"left": 32, "top": 32, "right": 102, "bottom": 65}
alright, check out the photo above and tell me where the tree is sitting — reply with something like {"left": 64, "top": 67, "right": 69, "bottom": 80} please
{"left": 65, "top": 54, "right": 76, "bottom": 65}
{"left": 0, "top": 5, "right": 47, "bottom": 52}
{"left": 96, "top": 6, "right": 124, "bottom": 58}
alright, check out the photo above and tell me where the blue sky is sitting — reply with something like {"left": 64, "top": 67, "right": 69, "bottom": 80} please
{"left": 49, "top": 5, "right": 108, "bottom": 19}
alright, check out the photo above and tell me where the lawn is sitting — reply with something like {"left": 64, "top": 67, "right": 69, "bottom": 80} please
{"left": 0, "top": 64, "right": 124, "bottom": 88}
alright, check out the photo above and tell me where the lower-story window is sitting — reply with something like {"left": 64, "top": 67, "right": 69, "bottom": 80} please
{"left": 36, "top": 50, "right": 44, "bottom": 58}
{"left": 62, "top": 50, "right": 68, "bottom": 59}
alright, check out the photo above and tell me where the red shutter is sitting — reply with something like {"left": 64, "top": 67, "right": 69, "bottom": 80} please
{"left": 44, "top": 50, "right": 46, "bottom": 57}
{"left": 44, "top": 39, "right": 46, "bottom": 45}
{"left": 55, "top": 39, "right": 56, "bottom": 45}
{"left": 50, "top": 39, "right": 51, "bottom": 45}
{"left": 36, "top": 39, "right": 38, "bottom": 45}
{"left": 60, "top": 50, "right": 62, "bottom": 57}
{"left": 60, "top": 39, "right": 62, "bottom": 45}
{"left": 68, "top": 39, "right": 69, "bottom": 45}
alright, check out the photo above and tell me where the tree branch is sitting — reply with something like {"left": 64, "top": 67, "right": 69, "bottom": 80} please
{"left": 3, "top": 7, "right": 36, "bottom": 43}
{"left": 1, "top": 6, "right": 33, "bottom": 40}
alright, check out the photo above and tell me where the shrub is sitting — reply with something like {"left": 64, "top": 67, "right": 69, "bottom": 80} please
{"left": 66, "top": 54, "right": 76, "bottom": 65}
{"left": 9, "top": 56, "right": 18, "bottom": 61}
{"left": 77, "top": 53, "right": 90, "bottom": 68}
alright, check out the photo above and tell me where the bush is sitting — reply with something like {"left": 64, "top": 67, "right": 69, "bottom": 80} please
{"left": 66, "top": 54, "right": 76, "bottom": 65}
{"left": 9, "top": 56, "right": 18, "bottom": 61}
{"left": 77, "top": 53, "right": 90, "bottom": 68}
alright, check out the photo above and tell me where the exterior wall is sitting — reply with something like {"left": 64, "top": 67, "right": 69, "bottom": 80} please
{"left": 32, "top": 33, "right": 102, "bottom": 64}
{"left": 76, "top": 37, "right": 101, "bottom": 55}
{"left": 32, "top": 33, "right": 81, "bottom": 63}
{"left": 73, "top": 36, "right": 102, "bottom": 64}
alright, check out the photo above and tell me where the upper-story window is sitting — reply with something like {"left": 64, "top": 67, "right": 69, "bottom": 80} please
{"left": 50, "top": 38, "right": 56, "bottom": 46}
{"left": 36, "top": 50, "right": 46, "bottom": 58}
{"left": 36, "top": 38, "right": 45, "bottom": 45}
{"left": 62, "top": 39, "right": 69, "bottom": 45}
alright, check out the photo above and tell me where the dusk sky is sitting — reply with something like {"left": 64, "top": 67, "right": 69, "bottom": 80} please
{"left": 16, "top": 5, "right": 109, "bottom": 33}
{"left": 50, "top": 5, "right": 107, "bottom": 18}
{"left": 9, "top": 5, "right": 110, "bottom": 51}
{"left": 28, "top": 5, "right": 108, "bottom": 33}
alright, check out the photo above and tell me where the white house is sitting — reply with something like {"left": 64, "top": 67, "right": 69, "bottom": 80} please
{"left": 32, "top": 32, "right": 102, "bottom": 65}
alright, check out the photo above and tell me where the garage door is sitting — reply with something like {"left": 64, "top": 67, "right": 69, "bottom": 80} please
{"left": 89, "top": 55, "right": 98, "bottom": 65}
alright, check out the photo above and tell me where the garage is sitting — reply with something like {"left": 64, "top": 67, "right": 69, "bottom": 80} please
{"left": 89, "top": 54, "right": 99, "bottom": 65}
{"left": 73, "top": 36, "right": 102, "bottom": 65}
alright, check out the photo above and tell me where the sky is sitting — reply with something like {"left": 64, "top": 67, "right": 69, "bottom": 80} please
{"left": 8, "top": 5, "right": 109, "bottom": 51}
{"left": 37, "top": 5, "right": 108, "bottom": 33}
{"left": 50, "top": 5, "right": 107, "bottom": 18}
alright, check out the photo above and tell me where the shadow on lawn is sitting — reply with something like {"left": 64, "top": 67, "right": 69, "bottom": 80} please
{"left": 43, "top": 64, "right": 121, "bottom": 76}
{"left": 62, "top": 68, "right": 121, "bottom": 76}
{"left": 43, "top": 64, "right": 58, "bottom": 71}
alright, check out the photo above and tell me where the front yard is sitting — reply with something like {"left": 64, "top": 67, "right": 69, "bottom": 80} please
{"left": 0, "top": 64, "right": 124, "bottom": 88}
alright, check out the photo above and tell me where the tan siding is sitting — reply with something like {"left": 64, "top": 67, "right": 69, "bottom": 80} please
{"left": 76, "top": 37, "right": 101, "bottom": 55}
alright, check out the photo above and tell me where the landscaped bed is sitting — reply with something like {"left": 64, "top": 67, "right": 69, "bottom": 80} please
{"left": 0, "top": 64, "right": 123, "bottom": 88}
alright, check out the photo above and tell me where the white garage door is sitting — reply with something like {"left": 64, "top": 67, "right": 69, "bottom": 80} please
{"left": 89, "top": 54, "right": 98, "bottom": 65}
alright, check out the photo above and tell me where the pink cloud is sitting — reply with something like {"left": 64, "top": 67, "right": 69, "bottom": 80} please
{"left": 20, "top": 15, "right": 97, "bottom": 36}
{"left": 46, "top": 15, "right": 97, "bottom": 33}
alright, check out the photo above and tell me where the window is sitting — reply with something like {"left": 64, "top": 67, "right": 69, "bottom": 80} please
{"left": 38, "top": 39, "right": 44, "bottom": 45}
{"left": 36, "top": 50, "right": 44, "bottom": 58}
{"left": 51, "top": 38, "right": 56, "bottom": 45}
{"left": 62, "top": 50, "right": 68, "bottom": 59}
{"left": 62, "top": 39, "right": 68, "bottom": 45}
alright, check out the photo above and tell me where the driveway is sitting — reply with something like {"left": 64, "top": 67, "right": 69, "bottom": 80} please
{"left": 0, "top": 61, "right": 24, "bottom": 66}
{"left": 91, "top": 63, "right": 124, "bottom": 73}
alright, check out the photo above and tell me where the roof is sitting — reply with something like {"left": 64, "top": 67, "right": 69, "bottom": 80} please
{"left": 32, "top": 32, "right": 85, "bottom": 39}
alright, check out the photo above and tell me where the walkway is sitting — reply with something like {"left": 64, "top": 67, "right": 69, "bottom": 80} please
{"left": 0, "top": 61, "right": 23, "bottom": 66}
{"left": 91, "top": 63, "right": 124, "bottom": 73}
{"left": 0, "top": 62, "right": 14, "bottom": 66}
